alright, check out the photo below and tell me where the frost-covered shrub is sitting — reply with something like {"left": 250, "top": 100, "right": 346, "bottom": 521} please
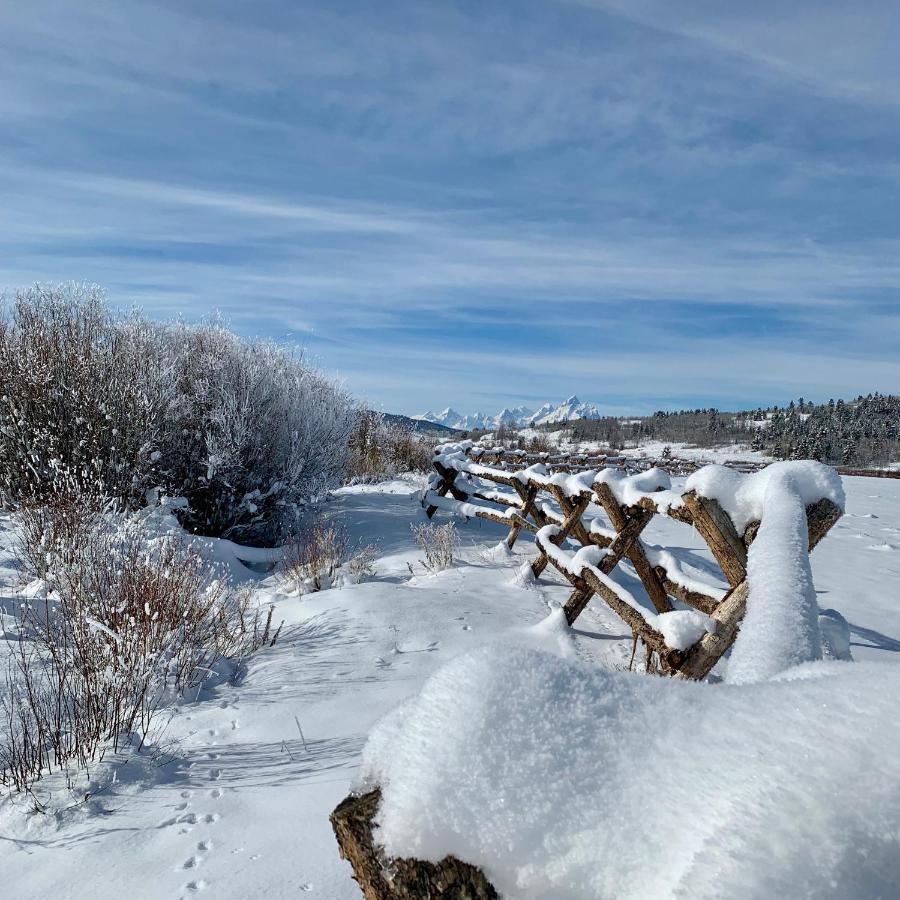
{"left": 280, "top": 523, "right": 348, "bottom": 593}
{"left": 157, "top": 320, "right": 356, "bottom": 542}
{"left": 0, "top": 285, "right": 170, "bottom": 510}
{"left": 347, "top": 544, "right": 378, "bottom": 583}
{"left": 412, "top": 521, "right": 458, "bottom": 572}
{"left": 1, "top": 519, "right": 271, "bottom": 794}
{"left": 14, "top": 498, "right": 100, "bottom": 582}
{"left": 346, "top": 411, "right": 432, "bottom": 482}
{"left": 0, "top": 284, "right": 357, "bottom": 543}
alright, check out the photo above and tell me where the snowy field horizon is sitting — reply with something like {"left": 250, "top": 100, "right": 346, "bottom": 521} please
{"left": 3, "top": 459, "right": 900, "bottom": 897}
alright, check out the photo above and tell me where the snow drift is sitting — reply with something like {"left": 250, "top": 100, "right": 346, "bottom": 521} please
{"left": 362, "top": 645, "right": 899, "bottom": 899}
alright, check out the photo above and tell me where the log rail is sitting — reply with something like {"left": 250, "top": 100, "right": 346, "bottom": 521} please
{"left": 424, "top": 441, "right": 842, "bottom": 678}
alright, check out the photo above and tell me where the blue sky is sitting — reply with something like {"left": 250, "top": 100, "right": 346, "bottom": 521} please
{"left": 1, "top": 1, "right": 898, "bottom": 416}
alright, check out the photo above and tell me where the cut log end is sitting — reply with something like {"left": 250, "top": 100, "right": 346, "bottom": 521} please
{"left": 330, "top": 789, "right": 499, "bottom": 900}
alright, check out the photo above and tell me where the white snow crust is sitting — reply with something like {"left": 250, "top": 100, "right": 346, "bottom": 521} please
{"left": 364, "top": 646, "right": 900, "bottom": 900}
{"left": 685, "top": 460, "right": 845, "bottom": 534}
{"left": 727, "top": 467, "right": 825, "bottom": 683}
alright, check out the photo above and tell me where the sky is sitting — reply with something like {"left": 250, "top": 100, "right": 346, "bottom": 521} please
{"left": 1, "top": 0, "right": 898, "bottom": 417}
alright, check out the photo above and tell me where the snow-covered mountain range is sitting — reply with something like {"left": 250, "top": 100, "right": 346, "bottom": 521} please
{"left": 414, "top": 396, "right": 602, "bottom": 430}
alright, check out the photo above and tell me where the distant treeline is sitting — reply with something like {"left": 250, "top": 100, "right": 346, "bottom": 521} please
{"left": 535, "top": 394, "right": 900, "bottom": 468}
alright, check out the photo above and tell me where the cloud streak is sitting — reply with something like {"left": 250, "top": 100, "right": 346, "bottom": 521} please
{"left": 0, "top": 1, "right": 897, "bottom": 414}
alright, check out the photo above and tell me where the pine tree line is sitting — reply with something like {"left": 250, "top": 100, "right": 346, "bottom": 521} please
{"left": 548, "top": 394, "right": 900, "bottom": 468}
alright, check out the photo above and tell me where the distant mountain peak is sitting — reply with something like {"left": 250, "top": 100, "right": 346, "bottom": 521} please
{"left": 413, "top": 398, "right": 600, "bottom": 430}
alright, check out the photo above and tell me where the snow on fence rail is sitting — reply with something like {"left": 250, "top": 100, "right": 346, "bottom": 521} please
{"left": 424, "top": 441, "right": 844, "bottom": 679}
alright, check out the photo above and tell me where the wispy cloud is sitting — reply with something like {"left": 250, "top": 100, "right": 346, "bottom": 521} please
{"left": 0, "top": 1, "right": 897, "bottom": 414}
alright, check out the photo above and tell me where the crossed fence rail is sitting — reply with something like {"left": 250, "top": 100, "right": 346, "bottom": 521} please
{"left": 424, "top": 441, "right": 841, "bottom": 679}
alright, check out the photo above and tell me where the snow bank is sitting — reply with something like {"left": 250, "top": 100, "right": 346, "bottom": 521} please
{"left": 363, "top": 646, "right": 900, "bottom": 899}
{"left": 819, "top": 608, "right": 853, "bottom": 661}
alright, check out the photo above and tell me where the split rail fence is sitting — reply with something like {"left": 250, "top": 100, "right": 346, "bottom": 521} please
{"left": 424, "top": 442, "right": 841, "bottom": 679}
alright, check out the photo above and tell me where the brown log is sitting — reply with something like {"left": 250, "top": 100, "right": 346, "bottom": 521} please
{"left": 548, "top": 485, "right": 593, "bottom": 547}
{"left": 564, "top": 585, "right": 593, "bottom": 621}
{"left": 530, "top": 551, "right": 549, "bottom": 579}
{"left": 426, "top": 461, "right": 472, "bottom": 519}
{"left": 534, "top": 532, "right": 680, "bottom": 669}
{"left": 681, "top": 491, "right": 747, "bottom": 587}
{"left": 653, "top": 567, "right": 721, "bottom": 615}
{"left": 578, "top": 568, "right": 684, "bottom": 671}
{"left": 505, "top": 482, "right": 537, "bottom": 549}
{"left": 424, "top": 492, "right": 519, "bottom": 531}
{"left": 513, "top": 479, "right": 550, "bottom": 528}
{"left": 594, "top": 483, "right": 672, "bottom": 614}
{"left": 469, "top": 488, "right": 522, "bottom": 509}
{"left": 636, "top": 496, "right": 695, "bottom": 525}
{"left": 331, "top": 789, "right": 498, "bottom": 899}
{"left": 425, "top": 478, "right": 451, "bottom": 519}
{"left": 434, "top": 462, "right": 475, "bottom": 502}
{"left": 531, "top": 494, "right": 590, "bottom": 579}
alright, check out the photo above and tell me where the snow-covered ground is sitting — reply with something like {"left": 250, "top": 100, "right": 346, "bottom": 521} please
{"left": 503, "top": 430, "right": 769, "bottom": 465}
{"left": 2, "top": 472, "right": 899, "bottom": 898}
{"left": 618, "top": 439, "right": 767, "bottom": 464}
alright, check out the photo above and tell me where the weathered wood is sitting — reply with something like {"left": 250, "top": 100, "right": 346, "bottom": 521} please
{"left": 425, "top": 478, "right": 451, "bottom": 519}
{"left": 426, "top": 461, "right": 472, "bottom": 519}
{"left": 505, "top": 482, "right": 537, "bottom": 549}
{"left": 636, "top": 495, "right": 695, "bottom": 526}
{"left": 424, "top": 492, "right": 519, "bottom": 531}
{"left": 595, "top": 483, "right": 672, "bottom": 614}
{"left": 564, "top": 585, "right": 593, "bottom": 621}
{"left": 579, "top": 568, "right": 684, "bottom": 672}
{"left": 434, "top": 462, "right": 474, "bottom": 502}
{"left": 562, "top": 506, "right": 664, "bottom": 624}
{"left": 513, "top": 479, "right": 551, "bottom": 528}
{"left": 653, "top": 567, "right": 721, "bottom": 615}
{"left": 548, "top": 485, "right": 594, "bottom": 548}
{"left": 536, "top": 531, "right": 677, "bottom": 669}
{"left": 681, "top": 491, "right": 747, "bottom": 587}
{"left": 531, "top": 494, "right": 590, "bottom": 579}
{"left": 429, "top": 449, "right": 843, "bottom": 682}
{"left": 331, "top": 789, "right": 498, "bottom": 899}
{"left": 675, "top": 498, "right": 843, "bottom": 680}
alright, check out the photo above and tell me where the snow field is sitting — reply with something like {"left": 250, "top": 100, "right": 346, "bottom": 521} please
{"left": 1, "top": 472, "right": 899, "bottom": 898}
{"left": 363, "top": 646, "right": 900, "bottom": 899}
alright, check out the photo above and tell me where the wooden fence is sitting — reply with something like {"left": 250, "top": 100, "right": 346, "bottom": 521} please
{"left": 463, "top": 445, "right": 900, "bottom": 479}
{"left": 424, "top": 442, "right": 841, "bottom": 679}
